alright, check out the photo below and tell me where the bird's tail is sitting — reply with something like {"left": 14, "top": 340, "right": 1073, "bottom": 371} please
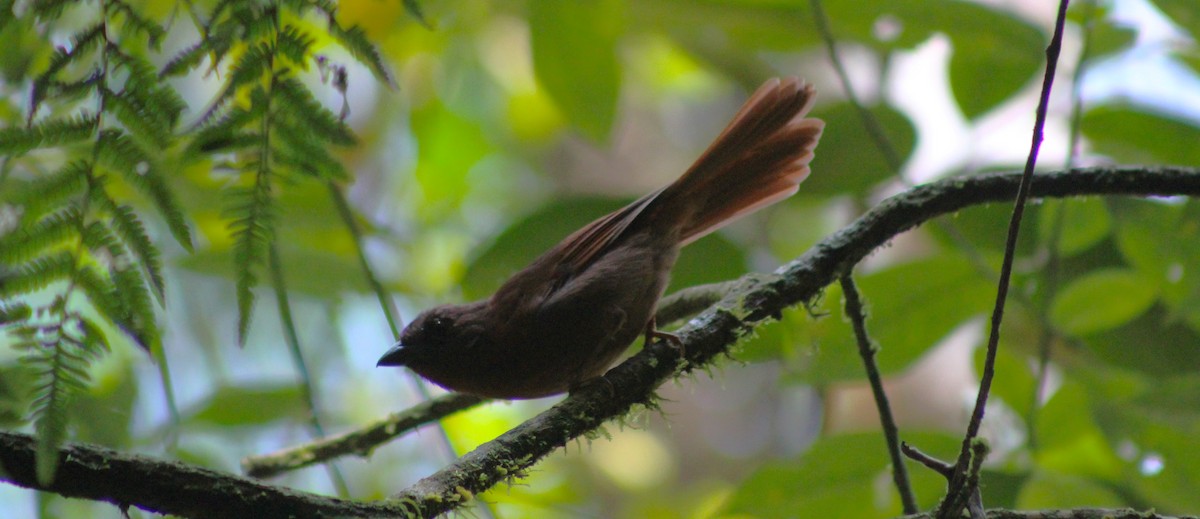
{"left": 655, "top": 77, "right": 824, "bottom": 245}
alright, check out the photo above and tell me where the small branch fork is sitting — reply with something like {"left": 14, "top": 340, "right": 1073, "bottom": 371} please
{"left": 839, "top": 275, "right": 917, "bottom": 514}
{"left": 915, "top": 2, "right": 1072, "bottom": 518}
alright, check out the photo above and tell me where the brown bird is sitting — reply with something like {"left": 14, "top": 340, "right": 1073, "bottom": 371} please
{"left": 378, "top": 77, "right": 824, "bottom": 399}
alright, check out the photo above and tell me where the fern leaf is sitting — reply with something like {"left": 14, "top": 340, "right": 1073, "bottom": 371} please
{"left": 111, "top": 262, "right": 159, "bottom": 352}
{"left": 0, "top": 115, "right": 98, "bottom": 155}
{"left": 75, "top": 263, "right": 152, "bottom": 350}
{"left": 197, "top": 42, "right": 272, "bottom": 127}
{"left": 0, "top": 207, "right": 81, "bottom": 266}
{"left": 38, "top": 72, "right": 103, "bottom": 104}
{"left": 32, "top": 350, "right": 70, "bottom": 486}
{"left": 24, "top": 313, "right": 109, "bottom": 485}
{"left": 324, "top": 21, "right": 395, "bottom": 87}
{"left": 113, "top": 51, "right": 186, "bottom": 129}
{"left": 0, "top": 302, "right": 31, "bottom": 325}
{"left": 227, "top": 180, "right": 275, "bottom": 346}
{"left": 12, "top": 162, "right": 90, "bottom": 220}
{"left": 104, "top": 88, "right": 171, "bottom": 149}
{"left": 33, "top": 23, "right": 106, "bottom": 108}
{"left": 273, "top": 77, "right": 355, "bottom": 145}
{"left": 80, "top": 217, "right": 163, "bottom": 349}
{"left": 160, "top": 40, "right": 209, "bottom": 78}
{"left": 272, "top": 138, "right": 346, "bottom": 181}
{"left": 105, "top": 0, "right": 166, "bottom": 47}
{"left": 276, "top": 24, "right": 314, "bottom": 67}
{"left": 0, "top": 252, "right": 75, "bottom": 297}
{"left": 108, "top": 204, "right": 166, "bottom": 304}
{"left": 31, "top": 0, "right": 72, "bottom": 21}
{"left": 94, "top": 130, "right": 193, "bottom": 250}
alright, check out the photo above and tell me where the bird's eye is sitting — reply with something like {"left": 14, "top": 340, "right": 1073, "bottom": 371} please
{"left": 425, "top": 316, "right": 452, "bottom": 335}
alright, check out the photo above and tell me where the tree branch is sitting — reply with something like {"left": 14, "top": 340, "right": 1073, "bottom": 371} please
{"left": 3, "top": 167, "right": 1199, "bottom": 518}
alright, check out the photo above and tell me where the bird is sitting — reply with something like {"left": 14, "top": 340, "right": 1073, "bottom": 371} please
{"left": 378, "top": 77, "right": 824, "bottom": 399}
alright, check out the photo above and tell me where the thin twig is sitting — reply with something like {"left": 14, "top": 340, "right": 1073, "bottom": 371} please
{"left": 809, "top": 0, "right": 903, "bottom": 170}
{"left": 840, "top": 275, "right": 917, "bottom": 514}
{"left": 1029, "top": 0, "right": 1098, "bottom": 450}
{"left": 242, "top": 392, "right": 486, "bottom": 479}
{"left": 840, "top": 273, "right": 912, "bottom": 511}
{"left": 937, "top": 2, "right": 1072, "bottom": 517}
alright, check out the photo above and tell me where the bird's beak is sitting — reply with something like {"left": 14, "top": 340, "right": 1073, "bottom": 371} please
{"left": 376, "top": 342, "right": 410, "bottom": 367}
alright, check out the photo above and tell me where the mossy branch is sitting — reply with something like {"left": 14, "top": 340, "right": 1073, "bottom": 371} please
{"left": 3, "top": 167, "right": 1200, "bottom": 518}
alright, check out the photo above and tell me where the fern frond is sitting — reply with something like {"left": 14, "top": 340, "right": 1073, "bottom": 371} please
{"left": 93, "top": 129, "right": 193, "bottom": 250}
{"left": 31, "top": 343, "right": 71, "bottom": 485}
{"left": 273, "top": 77, "right": 355, "bottom": 145}
{"left": 0, "top": 252, "right": 75, "bottom": 297}
{"left": 323, "top": 19, "right": 395, "bottom": 86}
{"left": 105, "top": 0, "right": 165, "bottom": 47}
{"left": 80, "top": 220, "right": 122, "bottom": 260}
{"left": 110, "top": 262, "right": 158, "bottom": 351}
{"left": 12, "top": 162, "right": 90, "bottom": 220}
{"left": 22, "top": 313, "right": 109, "bottom": 485}
{"left": 0, "top": 207, "right": 81, "bottom": 266}
{"left": 95, "top": 128, "right": 150, "bottom": 177}
{"left": 0, "top": 300, "right": 30, "bottom": 325}
{"left": 276, "top": 24, "right": 314, "bottom": 67}
{"left": 0, "top": 115, "right": 98, "bottom": 155}
{"left": 74, "top": 263, "right": 151, "bottom": 350}
{"left": 197, "top": 42, "right": 272, "bottom": 127}
{"left": 103, "top": 88, "right": 171, "bottom": 149}
{"left": 87, "top": 189, "right": 166, "bottom": 303}
{"left": 226, "top": 180, "right": 276, "bottom": 346}
{"left": 31, "top": 0, "right": 72, "bottom": 22}
{"left": 189, "top": 105, "right": 261, "bottom": 155}
{"left": 33, "top": 23, "right": 106, "bottom": 108}
{"left": 109, "top": 51, "right": 186, "bottom": 137}
{"left": 160, "top": 40, "right": 209, "bottom": 78}
{"left": 38, "top": 71, "right": 103, "bottom": 104}
{"left": 108, "top": 204, "right": 166, "bottom": 304}
{"left": 270, "top": 127, "right": 346, "bottom": 180}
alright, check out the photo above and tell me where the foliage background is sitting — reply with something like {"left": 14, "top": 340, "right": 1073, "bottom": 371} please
{"left": 2, "top": 0, "right": 1200, "bottom": 517}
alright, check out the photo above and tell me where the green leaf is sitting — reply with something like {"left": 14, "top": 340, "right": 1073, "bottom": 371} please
{"left": 1015, "top": 470, "right": 1124, "bottom": 509}
{"left": 1085, "top": 306, "right": 1200, "bottom": 376}
{"left": 1110, "top": 199, "right": 1200, "bottom": 329}
{"left": 1082, "top": 106, "right": 1200, "bottom": 166}
{"left": 723, "top": 432, "right": 958, "bottom": 518}
{"left": 1150, "top": 0, "right": 1200, "bottom": 40}
{"left": 944, "top": 3, "right": 1044, "bottom": 119}
{"left": 1035, "top": 381, "right": 1123, "bottom": 479}
{"left": 410, "top": 102, "right": 493, "bottom": 221}
{"left": 761, "top": 253, "right": 994, "bottom": 382}
{"left": 800, "top": 103, "right": 915, "bottom": 195}
{"left": 1036, "top": 198, "right": 1111, "bottom": 257}
{"left": 185, "top": 384, "right": 305, "bottom": 426}
{"left": 529, "top": 0, "right": 623, "bottom": 141}
{"left": 1049, "top": 269, "right": 1158, "bottom": 336}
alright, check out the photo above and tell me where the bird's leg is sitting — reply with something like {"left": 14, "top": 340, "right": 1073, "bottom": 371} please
{"left": 644, "top": 317, "right": 684, "bottom": 357}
